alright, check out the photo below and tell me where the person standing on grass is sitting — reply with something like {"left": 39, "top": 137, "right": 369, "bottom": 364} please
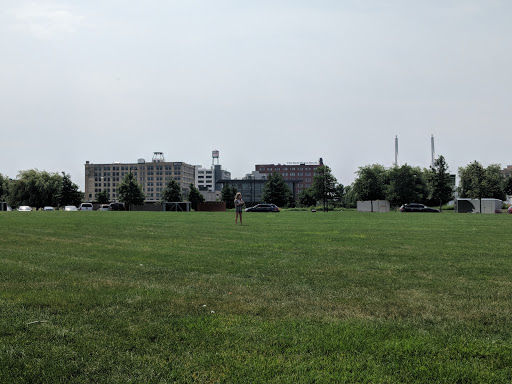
{"left": 234, "top": 192, "right": 245, "bottom": 225}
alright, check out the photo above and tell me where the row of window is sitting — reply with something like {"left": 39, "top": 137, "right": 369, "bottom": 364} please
{"left": 95, "top": 176, "right": 183, "bottom": 183}
{"left": 93, "top": 165, "right": 185, "bottom": 172}
{"left": 280, "top": 173, "right": 311, "bottom": 177}
{"left": 263, "top": 167, "right": 315, "bottom": 172}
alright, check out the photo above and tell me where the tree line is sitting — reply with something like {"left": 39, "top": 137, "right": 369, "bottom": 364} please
{"left": 219, "top": 157, "right": 512, "bottom": 211}
{"left": 345, "top": 157, "right": 512, "bottom": 210}
{"left": 3, "top": 158, "right": 511, "bottom": 211}
{"left": 0, "top": 170, "right": 82, "bottom": 209}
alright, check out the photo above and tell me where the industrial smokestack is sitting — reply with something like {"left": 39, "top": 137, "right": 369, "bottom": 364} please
{"left": 394, "top": 135, "right": 399, "bottom": 166}
{"left": 431, "top": 135, "right": 435, "bottom": 168}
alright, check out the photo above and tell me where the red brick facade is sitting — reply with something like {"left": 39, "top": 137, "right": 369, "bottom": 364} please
{"left": 255, "top": 163, "right": 321, "bottom": 194}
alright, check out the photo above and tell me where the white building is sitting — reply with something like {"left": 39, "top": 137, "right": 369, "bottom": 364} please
{"left": 196, "top": 166, "right": 215, "bottom": 192}
{"left": 195, "top": 164, "right": 231, "bottom": 201}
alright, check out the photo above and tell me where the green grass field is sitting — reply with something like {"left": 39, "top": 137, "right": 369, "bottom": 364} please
{"left": 1, "top": 210, "right": 512, "bottom": 383}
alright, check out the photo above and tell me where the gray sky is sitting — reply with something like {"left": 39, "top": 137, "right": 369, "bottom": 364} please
{"left": 1, "top": 1, "right": 511, "bottom": 189}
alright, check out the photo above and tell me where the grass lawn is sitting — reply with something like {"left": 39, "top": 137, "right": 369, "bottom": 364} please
{"left": 1, "top": 210, "right": 512, "bottom": 383}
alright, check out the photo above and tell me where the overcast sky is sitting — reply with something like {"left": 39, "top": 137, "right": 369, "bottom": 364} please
{"left": 1, "top": 1, "right": 511, "bottom": 189}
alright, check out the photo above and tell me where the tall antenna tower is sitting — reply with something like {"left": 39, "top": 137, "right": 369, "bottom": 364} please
{"left": 431, "top": 135, "right": 435, "bottom": 168}
{"left": 394, "top": 135, "right": 399, "bottom": 166}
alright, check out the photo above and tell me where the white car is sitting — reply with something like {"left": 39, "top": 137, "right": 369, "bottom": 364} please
{"left": 18, "top": 206, "right": 32, "bottom": 211}
{"left": 43, "top": 206, "right": 55, "bottom": 211}
{"left": 78, "top": 203, "right": 94, "bottom": 211}
{"left": 64, "top": 206, "right": 78, "bottom": 211}
{"left": 97, "top": 204, "right": 110, "bottom": 211}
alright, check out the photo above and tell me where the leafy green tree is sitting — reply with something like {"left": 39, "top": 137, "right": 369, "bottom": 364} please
{"left": 311, "top": 165, "right": 338, "bottom": 212}
{"left": 8, "top": 169, "right": 62, "bottom": 209}
{"left": 504, "top": 176, "right": 512, "bottom": 196}
{"left": 220, "top": 183, "right": 237, "bottom": 209}
{"left": 385, "top": 165, "right": 428, "bottom": 207}
{"left": 485, "top": 164, "right": 506, "bottom": 200}
{"left": 118, "top": 173, "right": 145, "bottom": 211}
{"left": 458, "top": 161, "right": 505, "bottom": 202}
{"left": 286, "top": 193, "right": 297, "bottom": 208}
{"left": 188, "top": 183, "right": 205, "bottom": 210}
{"left": 262, "top": 172, "right": 292, "bottom": 208}
{"left": 96, "top": 190, "right": 110, "bottom": 204}
{"left": 0, "top": 173, "right": 9, "bottom": 201}
{"left": 428, "top": 155, "right": 453, "bottom": 211}
{"left": 58, "top": 172, "right": 82, "bottom": 208}
{"left": 333, "top": 183, "right": 345, "bottom": 207}
{"left": 298, "top": 188, "right": 316, "bottom": 208}
{"left": 160, "top": 179, "right": 183, "bottom": 203}
{"left": 342, "top": 184, "right": 358, "bottom": 208}
{"left": 353, "top": 164, "right": 387, "bottom": 201}
{"left": 458, "top": 161, "right": 486, "bottom": 199}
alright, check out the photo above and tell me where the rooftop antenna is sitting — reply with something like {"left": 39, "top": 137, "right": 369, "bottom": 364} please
{"left": 431, "top": 134, "right": 435, "bottom": 168}
{"left": 152, "top": 152, "right": 165, "bottom": 162}
{"left": 394, "top": 135, "right": 399, "bottom": 166}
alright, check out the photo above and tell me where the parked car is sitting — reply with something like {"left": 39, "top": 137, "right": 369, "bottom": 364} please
{"left": 78, "top": 203, "right": 94, "bottom": 211}
{"left": 245, "top": 204, "right": 280, "bottom": 212}
{"left": 64, "top": 205, "right": 78, "bottom": 211}
{"left": 18, "top": 206, "right": 32, "bottom": 211}
{"left": 399, "top": 203, "right": 440, "bottom": 213}
{"left": 43, "top": 206, "right": 55, "bottom": 211}
{"left": 508, "top": 206, "right": 512, "bottom": 214}
{"left": 98, "top": 204, "right": 110, "bottom": 211}
{"left": 108, "top": 202, "right": 125, "bottom": 211}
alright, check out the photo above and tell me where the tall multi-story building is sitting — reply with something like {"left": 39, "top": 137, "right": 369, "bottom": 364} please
{"left": 195, "top": 164, "right": 231, "bottom": 192}
{"left": 196, "top": 166, "right": 215, "bottom": 192}
{"left": 84, "top": 152, "right": 195, "bottom": 202}
{"left": 254, "top": 161, "right": 322, "bottom": 195}
{"left": 195, "top": 150, "right": 232, "bottom": 201}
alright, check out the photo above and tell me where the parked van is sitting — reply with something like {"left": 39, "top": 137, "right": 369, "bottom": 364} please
{"left": 78, "top": 203, "right": 94, "bottom": 211}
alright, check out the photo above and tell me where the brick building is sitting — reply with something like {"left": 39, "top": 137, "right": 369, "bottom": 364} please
{"left": 254, "top": 161, "right": 321, "bottom": 195}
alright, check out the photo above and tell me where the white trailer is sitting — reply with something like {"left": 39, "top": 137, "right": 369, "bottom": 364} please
{"left": 357, "top": 200, "right": 390, "bottom": 213}
{"left": 455, "top": 198, "right": 502, "bottom": 213}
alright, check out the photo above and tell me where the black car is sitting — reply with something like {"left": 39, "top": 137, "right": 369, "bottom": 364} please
{"left": 108, "top": 202, "right": 125, "bottom": 211}
{"left": 245, "top": 204, "right": 280, "bottom": 212}
{"left": 399, "top": 203, "right": 440, "bottom": 213}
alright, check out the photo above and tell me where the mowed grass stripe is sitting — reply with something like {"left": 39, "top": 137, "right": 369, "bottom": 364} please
{"left": 1, "top": 211, "right": 511, "bottom": 383}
